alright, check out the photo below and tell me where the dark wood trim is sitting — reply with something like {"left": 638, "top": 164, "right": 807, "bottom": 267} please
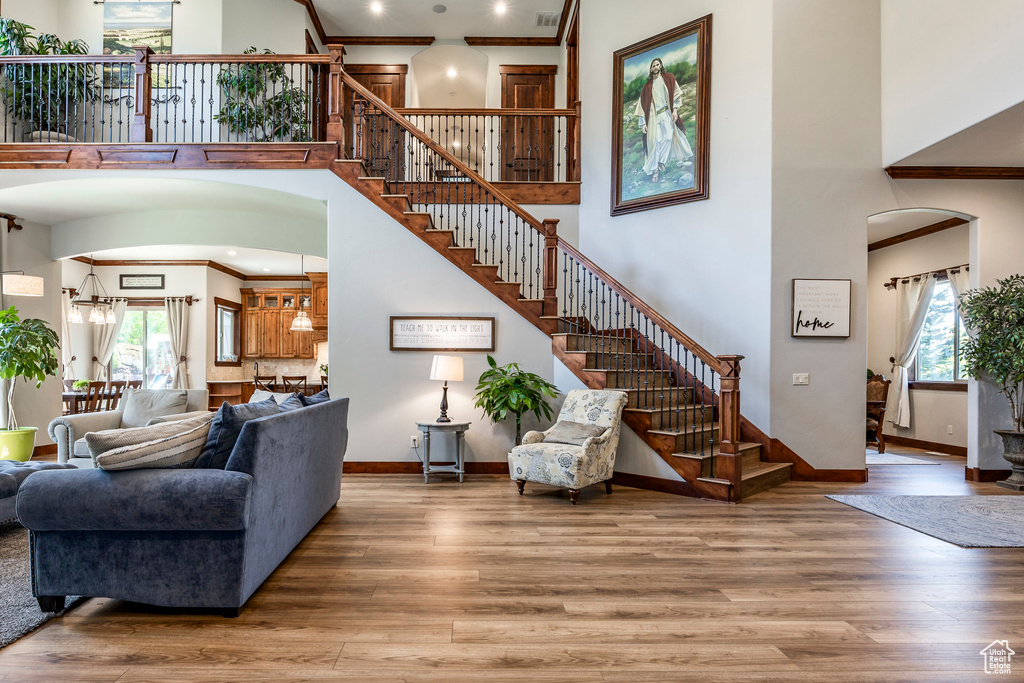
{"left": 32, "top": 444, "right": 58, "bottom": 458}
{"left": 908, "top": 380, "right": 968, "bottom": 393}
{"left": 0, "top": 143, "right": 339, "bottom": 170}
{"left": 327, "top": 36, "right": 434, "bottom": 46}
{"left": 70, "top": 258, "right": 263, "bottom": 282}
{"left": 887, "top": 435, "right": 967, "bottom": 457}
{"left": 293, "top": 0, "right": 328, "bottom": 45}
{"left": 395, "top": 181, "right": 579, "bottom": 205}
{"left": 965, "top": 467, "right": 1012, "bottom": 482}
{"left": 394, "top": 107, "right": 573, "bottom": 116}
{"left": 243, "top": 275, "right": 312, "bottom": 282}
{"left": 565, "top": 1, "right": 579, "bottom": 107}
{"left": 148, "top": 54, "right": 330, "bottom": 64}
{"left": 343, "top": 461, "right": 508, "bottom": 474}
{"left": 498, "top": 64, "right": 558, "bottom": 75}
{"left": 344, "top": 64, "right": 409, "bottom": 74}
{"left": 465, "top": 37, "right": 560, "bottom": 47}
{"left": 610, "top": 15, "right": 712, "bottom": 215}
{"left": 610, "top": 471, "right": 702, "bottom": 498}
{"left": 885, "top": 166, "right": 1024, "bottom": 180}
{"left": 214, "top": 297, "right": 243, "bottom": 368}
{"left": 867, "top": 217, "right": 968, "bottom": 252}
{"left": 305, "top": 29, "right": 319, "bottom": 55}
{"left": 555, "top": 0, "right": 574, "bottom": 45}
{"left": 206, "top": 261, "right": 249, "bottom": 281}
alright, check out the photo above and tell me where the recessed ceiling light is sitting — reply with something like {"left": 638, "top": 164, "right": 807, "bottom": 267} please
{"left": 495, "top": 2, "right": 507, "bottom": 15}
{"left": 227, "top": 250, "right": 237, "bottom": 256}
{"left": 432, "top": 4, "right": 447, "bottom": 13}
{"left": 447, "top": 67, "right": 457, "bottom": 78}
{"left": 263, "top": 268, "right": 271, "bottom": 272}
{"left": 370, "top": 1, "right": 383, "bottom": 14}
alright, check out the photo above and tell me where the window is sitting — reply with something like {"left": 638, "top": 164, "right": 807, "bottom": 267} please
{"left": 914, "top": 280, "right": 968, "bottom": 382}
{"left": 215, "top": 297, "right": 241, "bottom": 366}
{"left": 111, "top": 308, "right": 173, "bottom": 389}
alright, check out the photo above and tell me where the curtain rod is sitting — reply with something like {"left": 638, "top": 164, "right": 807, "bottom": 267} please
{"left": 61, "top": 288, "right": 199, "bottom": 305}
{"left": 885, "top": 263, "right": 969, "bottom": 290}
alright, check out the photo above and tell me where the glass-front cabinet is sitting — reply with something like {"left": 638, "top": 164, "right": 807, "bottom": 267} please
{"left": 240, "top": 286, "right": 322, "bottom": 359}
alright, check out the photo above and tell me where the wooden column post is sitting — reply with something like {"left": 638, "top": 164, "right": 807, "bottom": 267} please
{"left": 716, "top": 354, "right": 744, "bottom": 502}
{"left": 131, "top": 45, "right": 153, "bottom": 143}
{"left": 571, "top": 100, "right": 581, "bottom": 182}
{"left": 541, "top": 219, "right": 560, "bottom": 318}
{"left": 327, "top": 44, "right": 347, "bottom": 153}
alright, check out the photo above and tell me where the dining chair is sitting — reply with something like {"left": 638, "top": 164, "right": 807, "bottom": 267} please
{"left": 282, "top": 375, "right": 307, "bottom": 394}
{"left": 320, "top": 375, "right": 329, "bottom": 393}
{"left": 255, "top": 375, "right": 278, "bottom": 392}
{"left": 107, "top": 381, "right": 127, "bottom": 411}
{"left": 127, "top": 379, "right": 143, "bottom": 390}
{"left": 82, "top": 381, "right": 109, "bottom": 414}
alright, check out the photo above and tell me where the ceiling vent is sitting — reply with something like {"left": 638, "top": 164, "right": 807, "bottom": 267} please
{"left": 535, "top": 11, "right": 560, "bottom": 27}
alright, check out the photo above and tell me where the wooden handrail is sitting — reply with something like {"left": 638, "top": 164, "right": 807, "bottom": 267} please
{"left": 150, "top": 54, "right": 331, "bottom": 64}
{"left": 0, "top": 55, "right": 128, "bottom": 63}
{"left": 395, "top": 108, "right": 576, "bottom": 116}
{"left": 556, "top": 237, "right": 723, "bottom": 373}
{"left": 341, "top": 70, "right": 548, "bottom": 234}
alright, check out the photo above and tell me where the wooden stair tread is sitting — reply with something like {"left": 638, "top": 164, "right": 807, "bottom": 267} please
{"left": 742, "top": 462, "right": 791, "bottom": 480}
{"left": 648, "top": 425, "right": 718, "bottom": 436}
{"left": 671, "top": 442, "right": 760, "bottom": 460}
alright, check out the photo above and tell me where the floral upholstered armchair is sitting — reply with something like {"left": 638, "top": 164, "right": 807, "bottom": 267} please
{"left": 508, "top": 389, "right": 628, "bottom": 504}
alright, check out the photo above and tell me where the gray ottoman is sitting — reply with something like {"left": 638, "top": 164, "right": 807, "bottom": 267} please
{"left": 0, "top": 461, "right": 78, "bottom": 524}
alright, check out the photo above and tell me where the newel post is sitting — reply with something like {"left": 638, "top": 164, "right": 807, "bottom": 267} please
{"left": 541, "top": 219, "right": 560, "bottom": 318}
{"left": 327, "top": 44, "right": 347, "bottom": 153}
{"left": 716, "top": 354, "right": 744, "bottom": 501}
{"left": 571, "top": 100, "right": 581, "bottom": 182}
{"left": 131, "top": 45, "right": 153, "bottom": 143}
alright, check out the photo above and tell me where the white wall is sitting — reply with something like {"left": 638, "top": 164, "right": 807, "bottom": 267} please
{"left": 867, "top": 224, "right": 969, "bottom": 448}
{"left": 768, "top": 0, "right": 889, "bottom": 470}
{"left": 579, "top": 0, "right": 774, "bottom": 437}
{"left": 2, "top": 221, "right": 62, "bottom": 448}
{"left": 222, "top": 0, "right": 306, "bottom": 54}
{"left": 881, "top": 0, "right": 1024, "bottom": 164}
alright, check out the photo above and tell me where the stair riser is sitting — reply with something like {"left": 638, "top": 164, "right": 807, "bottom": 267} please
{"left": 603, "top": 371, "right": 675, "bottom": 389}
{"left": 625, "top": 388, "right": 693, "bottom": 408}
{"left": 664, "top": 428, "right": 720, "bottom": 453}
{"left": 645, "top": 409, "right": 714, "bottom": 432}
{"left": 564, "top": 336, "right": 635, "bottom": 354}
{"left": 585, "top": 353, "right": 656, "bottom": 370}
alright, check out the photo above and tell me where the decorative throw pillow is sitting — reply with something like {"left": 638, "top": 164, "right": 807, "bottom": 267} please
{"left": 119, "top": 389, "right": 189, "bottom": 428}
{"left": 277, "top": 394, "right": 305, "bottom": 412}
{"left": 542, "top": 420, "right": 607, "bottom": 446}
{"left": 298, "top": 388, "right": 330, "bottom": 406}
{"left": 249, "top": 390, "right": 297, "bottom": 405}
{"left": 87, "top": 413, "right": 215, "bottom": 456}
{"left": 194, "top": 398, "right": 281, "bottom": 470}
{"left": 93, "top": 413, "right": 216, "bottom": 471}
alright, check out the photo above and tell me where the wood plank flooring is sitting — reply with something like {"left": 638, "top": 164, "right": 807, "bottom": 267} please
{"left": 1, "top": 448, "right": 1022, "bottom": 681}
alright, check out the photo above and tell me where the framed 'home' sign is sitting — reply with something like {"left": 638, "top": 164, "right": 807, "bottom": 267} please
{"left": 390, "top": 316, "right": 495, "bottom": 352}
{"left": 791, "top": 279, "right": 851, "bottom": 338}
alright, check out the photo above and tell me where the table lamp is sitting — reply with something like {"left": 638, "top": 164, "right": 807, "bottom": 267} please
{"left": 429, "top": 355, "right": 463, "bottom": 423}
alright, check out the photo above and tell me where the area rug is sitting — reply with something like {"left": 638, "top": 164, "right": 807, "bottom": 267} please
{"left": 826, "top": 495, "right": 1024, "bottom": 547}
{"left": 0, "top": 523, "right": 85, "bottom": 649}
{"left": 865, "top": 453, "right": 939, "bottom": 465}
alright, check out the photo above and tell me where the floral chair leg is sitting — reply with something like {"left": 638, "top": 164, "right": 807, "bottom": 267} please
{"left": 516, "top": 480, "right": 525, "bottom": 495}
{"left": 605, "top": 481, "right": 612, "bottom": 494}
{"left": 569, "top": 489, "right": 580, "bottom": 505}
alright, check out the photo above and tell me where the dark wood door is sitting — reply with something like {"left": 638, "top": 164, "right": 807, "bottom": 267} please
{"left": 500, "top": 65, "right": 556, "bottom": 182}
{"left": 344, "top": 65, "right": 407, "bottom": 182}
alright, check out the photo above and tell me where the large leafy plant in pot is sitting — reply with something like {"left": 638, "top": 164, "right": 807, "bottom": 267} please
{"left": 0, "top": 307, "right": 60, "bottom": 460}
{"left": 474, "top": 355, "right": 558, "bottom": 445}
{"left": 216, "top": 47, "right": 311, "bottom": 142}
{"left": 0, "top": 18, "right": 97, "bottom": 141}
{"left": 959, "top": 274, "right": 1024, "bottom": 490}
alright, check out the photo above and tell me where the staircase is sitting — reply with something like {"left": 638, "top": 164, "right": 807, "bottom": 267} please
{"left": 333, "top": 72, "right": 792, "bottom": 502}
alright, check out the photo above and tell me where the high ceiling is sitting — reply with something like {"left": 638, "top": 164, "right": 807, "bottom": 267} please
{"left": 79, "top": 245, "right": 327, "bottom": 277}
{"left": 866, "top": 209, "right": 970, "bottom": 244}
{"left": 313, "top": 0, "right": 566, "bottom": 39}
{"left": 895, "top": 101, "right": 1024, "bottom": 166}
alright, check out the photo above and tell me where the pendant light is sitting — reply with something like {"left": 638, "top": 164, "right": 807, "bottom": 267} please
{"left": 68, "top": 256, "right": 115, "bottom": 325}
{"left": 290, "top": 254, "right": 314, "bottom": 332}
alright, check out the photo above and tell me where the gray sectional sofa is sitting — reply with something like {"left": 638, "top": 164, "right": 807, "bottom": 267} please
{"left": 18, "top": 397, "right": 349, "bottom": 616}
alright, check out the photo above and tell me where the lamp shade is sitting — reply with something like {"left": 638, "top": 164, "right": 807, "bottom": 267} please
{"left": 2, "top": 273, "right": 44, "bottom": 297}
{"left": 290, "top": 310, "right": 314, "bottom": 332}
{"left": 429, "top": 355, "right": 464, "bottom": 382}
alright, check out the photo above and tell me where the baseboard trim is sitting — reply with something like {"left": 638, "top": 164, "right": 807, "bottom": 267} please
{"left": 610, "top": 471, "right": 701, "bottom": 498}
{"left": 886, "top": 435, "right": 967, "bottom": 457}
{"left": 767, "top": 438, "right": 868, "bottom": 482}
{"left": 31, "top": 444, "right": 57, "bottom": 457}
{"left": 965, "top": 467, "right": 1012, "bottom": 482}
{"left": 343, "top": 461, "right": 508, "bottom": 474}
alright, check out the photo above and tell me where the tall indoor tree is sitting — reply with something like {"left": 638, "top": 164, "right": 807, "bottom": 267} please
{"left": 474, "top": 355, "right": 558, "bottom": 445}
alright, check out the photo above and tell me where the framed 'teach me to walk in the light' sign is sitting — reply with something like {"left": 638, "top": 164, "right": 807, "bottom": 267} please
{"left": 389, "top": 316, "right": 496, "bottom": 352}
{"left": 791, "top": 279, "right": 851, "bottom": 338}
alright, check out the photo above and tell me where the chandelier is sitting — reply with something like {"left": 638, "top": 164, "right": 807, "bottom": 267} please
{"left": 68, "top": 257, "right": 116, "bottom": 325}
{"left": 290, "top": 254, "right": 313, "bottom": 332}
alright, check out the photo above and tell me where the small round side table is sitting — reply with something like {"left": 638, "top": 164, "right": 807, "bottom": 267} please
{"left": 415, "top": 421, "right": 471, "bottom": 483}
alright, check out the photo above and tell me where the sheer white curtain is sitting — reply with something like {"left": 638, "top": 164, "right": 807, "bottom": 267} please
{"left": 946, "top": 267, "right": 971, "bottom": 325}
{"left": 165, "top": 298, "right": 191, "bottom": 389}
{"left": 60, "top": 290, "right": 75, "bottom": 380}
{"left": 92, "top": 299, "right": 128, "bottom": 380}
{"left": 888, "top": 275, "right": 937, "bottom": 428}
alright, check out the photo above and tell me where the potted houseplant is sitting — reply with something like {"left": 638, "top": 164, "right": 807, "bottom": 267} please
{"left": 216, "top": 47, "right": 311, "bottom": 142}
{"left": 959, "top": 274, "right": 1024, "bottom": 490}
{"left": 0, "top": 306, "right": 60, "bottom": 461}
{"left": 474, "top": 355, "right": 558, "bottom": 445}
{"left": 0, "top": 18, "right": 97, "bottom": 141}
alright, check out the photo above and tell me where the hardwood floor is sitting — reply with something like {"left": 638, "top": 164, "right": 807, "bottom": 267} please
{"left": 1, "top": 448, "right": 1021, "bottom": 681}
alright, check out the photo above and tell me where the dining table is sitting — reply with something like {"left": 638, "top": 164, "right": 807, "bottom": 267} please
{"left": 61, "top": 389, "right": 113, "bottom": 415}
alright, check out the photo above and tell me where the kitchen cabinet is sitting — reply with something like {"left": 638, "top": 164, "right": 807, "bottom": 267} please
{"left": 308, "top": 272, "right": 328, "bottom": 329}
{"left": 241, "top": 287, "right": 320, "bottom": 359}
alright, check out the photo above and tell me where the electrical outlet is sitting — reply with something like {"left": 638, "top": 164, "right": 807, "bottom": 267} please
{"left": 409, "top": 435, "right": 420, "bottom": 448}
{"left": 792, "top": 373, "right": 809, "bottom": 385}
{"left": 947, "top": 425, "right": 953, "bottom": 435}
